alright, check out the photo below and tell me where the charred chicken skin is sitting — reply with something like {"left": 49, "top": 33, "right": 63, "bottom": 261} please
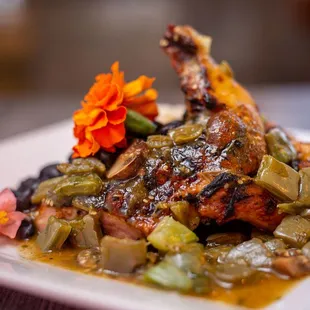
{"left": 101, "top": 24, "right": 284, "bottom": 236}
{"left": 37, "top": 25, "right": 286, "bottom": 237}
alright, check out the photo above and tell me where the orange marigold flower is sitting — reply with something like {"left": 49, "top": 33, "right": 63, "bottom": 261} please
{"left": 72, "top": 62, "right": 158, "bottom": 158}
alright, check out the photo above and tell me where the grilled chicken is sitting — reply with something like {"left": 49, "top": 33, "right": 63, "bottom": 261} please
{"left": 35, "top": 25, "right": 286, "bottom": 237}
{"left": 93, "top": 25, "right": 284, "bottom": 237}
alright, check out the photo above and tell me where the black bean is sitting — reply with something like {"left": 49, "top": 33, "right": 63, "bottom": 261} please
{"left": 39, "top": 163, "right": 62, "bottom": 181}
{"left": 19, "top": 178, "right": 39, "bottom": 191}
{"left": 15, "top": 188, "right": 33, "bottom": 211}
{"left": 95, "top": 149, "right": 120, "bottom": 169}
{"left": 67, "top": 153, "right": 74, "bottom": 163}
{"left": 156, "top": 120, "right": 184, "bottom": 135}
{"left": 16, "top": 219, "right": 35, "bottom": 240}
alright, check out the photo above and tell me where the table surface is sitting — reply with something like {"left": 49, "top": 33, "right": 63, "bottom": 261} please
{"left": 0, "top": 286, "right": 82, "bottom": 310}
{"left": 0, "top": 85, "right": 310, "bottom": 309}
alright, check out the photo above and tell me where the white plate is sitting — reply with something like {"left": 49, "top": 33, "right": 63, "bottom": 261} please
{"left": 0, "top": 105, "right": 310, "bottom": 310}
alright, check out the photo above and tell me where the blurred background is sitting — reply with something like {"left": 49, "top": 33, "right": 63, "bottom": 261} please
{"left": 0, "top": 0, "right": 310, "bottom": 140}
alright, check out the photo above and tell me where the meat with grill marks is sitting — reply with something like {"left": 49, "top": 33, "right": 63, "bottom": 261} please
{"left": 36, "top": 25, "right": 286, "bottom": 237}
{"left": 97, "top": 25, "right": 285, "bottom": 236}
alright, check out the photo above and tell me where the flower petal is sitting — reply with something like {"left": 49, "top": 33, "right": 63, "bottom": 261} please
{"left": 125, "top": 89, "right": 159, "bottom": 120}
{"left": 107, "top": 106, "right": 127, "bottom": 125}
{"left": 0, "top": 211, "right": 26, "bottom": 239}
{"left": 92, "top": 123, "right": 126, "bottom": 149}
{"left": 123, "top": 76, "right": 155, "bottom": 99}
{"left": 111, "top": 61, "right": 125, "bottom": 88}
{"left": 0, "top": 189, "right": 17, "bottom": 213}
{"left": 87, "top": 110, "right": 108, "bottom": 131}
{"left": 72, "top": 133, "right": 100, "bottom": 158}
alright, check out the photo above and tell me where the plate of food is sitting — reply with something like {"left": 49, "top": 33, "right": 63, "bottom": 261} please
{"left": 1, "top": 24, "right": 310, "bottom": 310}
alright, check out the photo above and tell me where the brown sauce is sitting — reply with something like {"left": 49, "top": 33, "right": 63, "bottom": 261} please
{"left": 19, "top": 240, "right": 297, "bottom": 309}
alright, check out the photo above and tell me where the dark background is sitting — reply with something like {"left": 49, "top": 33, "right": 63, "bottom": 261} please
{"left": 0, "top": 0, "right": 310, "bottom": 139}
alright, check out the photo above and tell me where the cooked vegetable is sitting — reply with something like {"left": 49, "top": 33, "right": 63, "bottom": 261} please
{"left": 274, "top": 215, "right": 310, "bottom": 247}
{"left": 214, "top": 263, "right": 256, "bottom": 284}
{"left": 299, "top": 168, "right": 310, "bottom": 203}
{"left": 144, "top": 261, "right": 193, "bottom": 291}
{"left": 169, "top": 201, "right": 200, "bottom": 230}
{"left": 225, "top": 238, "right": 272, "bottom": 267}
{"left": 206, "top": 233, "right": 247, "bottom": 247}
{"left": 70, "top": 215, "right": 102, "bottom": 248}
{"left": 36, "top": 216, "right": 71, "bottom": 252}
{"left": 106, "top": 140, "right": 147, "bottom": 179}
{"left": 125, "top": 109, "right": 157, "bottom": 135}
{"left": 165, "top": 243, "right": 205, "bottom": 275}
{"left": 147, "top": 216, "right": 198, "bottom": 252}
{"left": 72, "top": 194, "right": 105, "bottom": 212}
{"left": 121, "top": 177, "right": 148, "bottom": 216}
{"left": 264, "top": 239, "right": 287, "bottom": 253}
{"left": 256, "top": 155, "right": 300, "bottom": 201}
{"left": 205, "top": 245, "right": 233, "bottom": 263}
{"left": 300, "top": 209, "right": 310, "bottom": 219}
{"left": 146, "top": 135, "right": 173, "bottom": 149}
{"left": 168, "top": 124, "right": 203, "bottom": 145}
{"left": 272, "top": 255, "right": 310, "bottom": 277}
{"left": 265, "top": 128, "right": 296, "bottom": 163}
{"left": 300, "top": 209, "right": 310, "bottom": 220}
{"left": 57, "top": 158, "right": 106, "bottom": 177}
{"left": 302, "top": 241, "right": 310, "bottom": 258}
{"left": 277, "top": 201, "right": 306, "bottom": 215}
{"left": 54, "top": 173, "right": 103, "bottom": 197}
{"left": 277, "top": 168, "right": 310, "bottom": 214}
{"left": 31, "top": 176, "right": 65, "bottom": 204}
{"left": 100, "top": 236, "right": 147, "bottom": 273}
{"left": 77, "top": 247, "right": 102, "bottom": 269}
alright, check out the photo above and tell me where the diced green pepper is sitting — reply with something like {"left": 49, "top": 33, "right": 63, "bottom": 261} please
{"left": 36, "top": 216, "right": 71, "bottom": 252}
{"left": 70, "top": 215, "right": 102, "bottom": 248}
{"left": 72, "top": 194, "right": 106, "bottom": 211}
{"left": 100, "top": 236, "right": 147, "bottom": 273}
{"left": 205, "top": 245, "right": 233, "bottom": 263}
{"left": 278, "top": 168, "right": 310, "bottom": 214}
{"left": 225, "top": 238, "right": 273, "bottom": 267}
{"left": 146, "top": 135, "right": 173, "bottom": 149}
{"left": 299, "top": 168, "right": 310, "bottom": 203}
{"left": 264, "top": 239, "right": 287, "bottom": 253}
{"left": 256, "top": 155, "right": 300, "bottom": 201}
{"left": 54, "top": 173, "right": 103, "bottom": 197}
{"left": 265, "top": 128, "right": 297, "bottom": 163}
{"left": 169, "top": 124, "right": 203, "bottom": 145}
{"left": 57, "top": 158, "right": 106, "bottom": 177}
{"left": 147, "top": 216, "right": 198, "bottom": 252}
{"left": 125, "top": 109, "right": 157, "bottom": 136}
{"left": 277, "top": 201, "right": 306, "bottom": 214}
{"left": 169, "top": 201, "right": 189, "bottom": 225}
{"left": 214, "top": 264, "right": 256, "bottom": 284}
{"left": 274, "top": 215, "right": 310, "bottom": 247}
{"left": 144, "top": 261, "right": 193, "bottom": 291}
{"left": 164, "top": 243, "right": 205, "bottom": 275}
{"left": 31, "top": 176, "right": 65, "bottom": 204}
